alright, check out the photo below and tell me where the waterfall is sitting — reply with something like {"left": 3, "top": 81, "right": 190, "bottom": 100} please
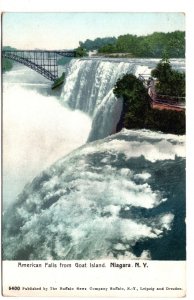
{"left": 3, "top": 58, "right": 186, "bottom": 261}
{"left": 61, "top": 58, "right": 153, "bottom": 141}
{"left": 87, "top": 90, "right": 123, "bottom": 142}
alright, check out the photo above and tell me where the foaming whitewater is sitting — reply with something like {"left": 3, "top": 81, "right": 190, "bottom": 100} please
{"left": 3, "top": 129, "right": 186, "bottom": 260}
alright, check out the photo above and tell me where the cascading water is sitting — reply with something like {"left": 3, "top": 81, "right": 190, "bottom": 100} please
{"left": 87, "top": 90, "right": 123, "bottom": 142}
{"left": 61, "top": 58, "right": 154, "bottom": 141}
{"left": 61, "top": 59, "right": 137, "bottom": 115}
{"left": 3, "top": 58, "right": 186, "bottom": 261}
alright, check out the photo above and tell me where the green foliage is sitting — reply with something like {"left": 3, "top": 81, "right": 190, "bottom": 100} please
{"left": 79, "top": 37, "right": 117, "bottom": 51}
{"left": 151, "top": 59, "right": 185, "bottom": 98}
{"left": 113, "top": 73, "right": 185, "bottom": 135}
{"left": 98, "top": 44, "right": 117, "bottom": 54}
{"left": 3, "top": 58, "right": 13, "bottom": 72}
{"left": 93, "top": 31, "right": 185, "bottom": 58}
{"left": 3, "top": 46, "right": 16, "bottom": 51}
{"left": 2, "top": 46, "right": 17, "bottom": 72}
{"left": 115, "top": 34, "right": 139, "bottom": 54}
{"left": 75, "top": 47, "right": 88, "bottom": 57}
{"left": 114, "top": 74, "right": 150, "bottom": 128}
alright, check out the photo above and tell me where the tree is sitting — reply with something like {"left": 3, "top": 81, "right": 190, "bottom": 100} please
{"left": 79, "top": 37, "right": 116, "bottom": 51}
{"left": 2, "top": 46, "right": 17, "bottom": 72}
{"left": 151, "top": 58, "right": 185, "bottom": 98}
{"left": 3, "top": 58, "right": 13, "bottom": 72}
{"left": 75, "top": 47, "right": 88, "bottom": 57}
{"left": 114, "top": 74, "right": 150, "bottom": 128}
{"left": 98, "top": 44, "right": 116, "bottom": 53}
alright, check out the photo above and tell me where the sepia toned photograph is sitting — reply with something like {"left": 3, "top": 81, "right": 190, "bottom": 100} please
{"left": 1, "top": 11, "right": 186, "bottom": 297}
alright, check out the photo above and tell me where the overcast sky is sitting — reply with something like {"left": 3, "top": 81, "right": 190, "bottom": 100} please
{"left": 3, "top": 12, "right": 185, "bottom": 50}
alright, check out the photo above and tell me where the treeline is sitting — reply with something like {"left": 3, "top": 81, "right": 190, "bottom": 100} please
{"left": 79, "top": 31, "right": 185, "bottom": 58}
{"left": 79, "top": 37, "right": 116, "bottom": 51}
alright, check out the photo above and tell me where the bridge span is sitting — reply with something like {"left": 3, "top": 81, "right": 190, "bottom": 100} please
{"left": 2, "top": 50, "right": 76, "bottom": 82}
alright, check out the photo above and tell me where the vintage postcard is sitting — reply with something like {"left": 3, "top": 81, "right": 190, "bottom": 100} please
{"left": 1, "top": 11, "right": 186, "bottom": 297}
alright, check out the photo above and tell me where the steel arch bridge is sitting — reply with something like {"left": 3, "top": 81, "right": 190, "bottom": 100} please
{"left": 2, "top": 50, "right": 76, "bottom": 81}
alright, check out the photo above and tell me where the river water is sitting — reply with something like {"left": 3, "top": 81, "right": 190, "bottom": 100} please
{"left": 3, "top": 58, "right": 186, "bottom": 260}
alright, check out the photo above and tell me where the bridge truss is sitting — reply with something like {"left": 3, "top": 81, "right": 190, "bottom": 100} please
{"left": 2, "top": 50, "right": 76, "bottom": 81}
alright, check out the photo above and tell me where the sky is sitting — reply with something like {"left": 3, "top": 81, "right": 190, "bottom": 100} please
{"left": 2, "top": 12, "right": 185, "bottom": 50}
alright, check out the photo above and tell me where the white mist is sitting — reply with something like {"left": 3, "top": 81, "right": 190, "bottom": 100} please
{"left": 3, "top": 83, "right": 91, "bottom": 206}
